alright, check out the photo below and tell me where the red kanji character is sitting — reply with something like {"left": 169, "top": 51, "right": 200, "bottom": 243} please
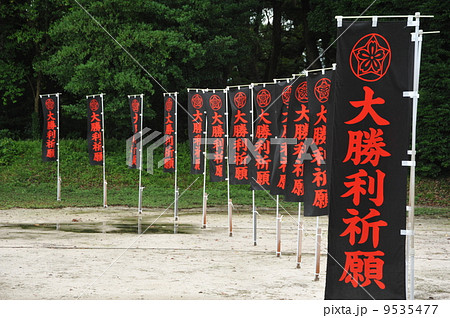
{"left": 47, "top": 120, "right": 56, "bottom": 130}
{"left": 292, "top": 163, "right": 304, "bottom": 177}
{"left": 165, "top": 112, "right": 173, "bottom": 124}
{"left": 344, "top": 128, "right": 391, "bottom": 166}
{"left": 256, "top": 171, "right": 270, "bottom": 186}
{"left": 313, "top": 125, "right": 326, "bottom": 145}
{"left": 192, "top": 109, "right": 203, "bottom": 123}
{"left": 94, "top": 151, "right": 103, "bottom": 162}
{"left": 46, "top": 148, "right": 55, "bottom": 158}
{"left": 255, "top": 139, "right": 270, "bottom": 154}
{"left": 277, "top": 174, "right": 286, "bottom": 189}
{"left": 291, "top": 179, "right": 304, "bottom": 196}
{"left": 47, "top": 130, "right": 56, "bottom": 140}
{"left": 193, "top": 122, "right": 202, "bottom": 134}
{"left": 256, "top": 124, "right": 271, "bottom": 139}
{"left": 165, "top": 135, "right": 174, "bottom": 145}
{"left": 47, "top": 111, "right": 56, "bottom": 121}
{"left": 46, "top": 139, "right": 56, "bottom": 149}
{"left": 342, "top": 169, "right": 385, "bottom": 206}
{"left": 313, "top": 189, "right": 328, "bottom": 208}
{"left": 312, "top": 167, "right": 327, "bottom": 187}
{"left": 294, "top": 104, "right": 309, "bottom": 122}
{"left": 212, "top": 112, "right": 223, "bottom": 125}
{"left": 212, "top": 125, "right": 224, "bottom": 137}
{"left": 294, "top": 123, "right": 309, "bottom": 140}
{"left": 314, "top": 104, "right": 327, "bottom": 125}
{"left": 235, "top": 166, "right": 248, "bottom": 180}
{"left": 234, "top": 138, "right": 248, "bottom": 152}
{"left": 93, "top": 142, "right": 102, "bottom": 152}
{"left": 215, "top": 164, "right": 223, "bottom": 177}
{"left": 91, "top": 122, "right": 101, "bottom": 132}
{"left": 164, "top": 146, "right": 174, "bottom": 159}
{"left": 340, "top": 208, "right": 387, "bottom": 248}
{"left": 258, "top": 111, "right": 271, "bottom": 124}
{"left": 278, "top": 163, "right": 286, "bottom": 173}
{"left": 91, "top": 113, "right": 100, "bottom": 122}
{"left": 213, "top": 138, "right": 224, "bottom": 163}
{"left": 133, "top": 112, "right": 139, "bottom": 124}
{"left": 92, "top": 132, "right": 102, "bottom": 142}
{"left": 311, "top": 147, "right": 326, "bottom": 165}
{"left": 234, "top": 109, "right": 248, "bottom": 124}
{"left": 280, "top": 144, "right": 287, "bottom": 164}
{"left": 280, "top": 124, "right": 287, "bottom": 138}
{"left": 339, "top": 250, "right": 385, "bottom": 289}
{"left": 256, "top": 154, "right": 271, "bottom": 170}
{"left": 235, "top": 152, "right": 247, "bottom": 165}
{"left": 293, "top": 141, "right": 306, "bottom": 159}
{"left": 165, "top": 124, "right": 174, "bottom": 136}
{"left": 164, "top": 158, "right": 175, "bottom": 169}
{"left": 345, "top": 86, "right": 389, "bottom": 125}
{"left": 233, "top": 124, "right": 248, "bottom": 138}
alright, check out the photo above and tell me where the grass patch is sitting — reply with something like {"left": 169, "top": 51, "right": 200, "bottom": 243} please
{"left": 0, "top": 138, "right": 448, "bottom": 216}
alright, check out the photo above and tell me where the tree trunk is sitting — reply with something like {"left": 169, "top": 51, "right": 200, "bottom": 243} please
{"left": 264, "top": 0, "right": 283, "bottom": 81}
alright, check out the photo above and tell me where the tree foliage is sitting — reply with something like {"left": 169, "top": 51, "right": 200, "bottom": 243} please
{"left": 0, "top": 0, "right": 448, "bottom": 176}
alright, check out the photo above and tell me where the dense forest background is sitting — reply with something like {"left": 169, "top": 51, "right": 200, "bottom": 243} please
{"left": 0, "top": 0, "right": 448, "bottom": 177}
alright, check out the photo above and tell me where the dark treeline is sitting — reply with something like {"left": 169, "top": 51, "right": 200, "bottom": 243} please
{"left": 0, "top": 0, "right": 448, "bottom": 176}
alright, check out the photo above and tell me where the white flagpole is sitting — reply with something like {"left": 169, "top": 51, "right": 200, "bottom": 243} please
{"left": 138, "top": 94, "right": 144, "bottom": 214}
{"left": 201, "top": 110, "right": 208, "bottom": 229}
{"left": 314, "top": 216, "right": 322, "bottom": 281}
{"left": 101, "top": 93, "right": 107, "bottom": 208}
{"left": 405, "top": 12, "right": 425, "bottom": 300}
{"left": 296, "top": 202, "right": 303, "bottom": 268}
{"left": 225, "top": 89, "right": 233, "bottom": 237}
{"left": 251, "top": 84, "right": 257, "bottom": 246}
{"left": 174, "top": 93, "right": 179, "bottom": 222}
{"left": 276, "top": 195, "right": 281, "bottom": 257}
{"left": 56, "top": 93, "right": 61, "bottom": 201}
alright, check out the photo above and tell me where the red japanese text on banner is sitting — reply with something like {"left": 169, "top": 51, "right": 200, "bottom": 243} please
{"left": 325, "top": 21, "right": 412, "bottom": 300}
{"left": 163, "top": 95, "right": 176, "bottom": 172}
{"left": 87, "top": 96, "right": 103, "bottom": 166}
{"left": 128, "top": 96, "right": 142, "bottom": 169}
{"left": 41, "top": 95, "right": 59, "bottom": 162}
{"left": 187, "top": 91, "right": 205, "bottom": 175}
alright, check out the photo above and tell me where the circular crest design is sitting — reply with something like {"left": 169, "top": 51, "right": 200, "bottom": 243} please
{"left": 282, "top": 85, "right": 292, "bottom": 105}
{"left": 131, "top": 99, "right": 140, "bottom": 113}
{"left": 314, "top": 78, "right": 331, "bottom": 103}
{"left": 295, "top": 81, "right": 308, "bottom": 103}
{"left": 256, "top": 89, "right": 271, "bottom": 108}
{"left": 165, "top": 97, "right": 173, "bottom": 113}
{"left": 89, "top": 99, "right": 99, "bottom": 112}
{"left": 209, "top": 94, "right": 222, "bottom": 111}
{"left": 191, "top": 94, "right": 203, "bottom": 110}
{"left": 350, "top": 33, "right": 391, "bottom": 82}
{"left": 45, "top": 98, "right": 55, "bottom": 111}
{"left": 233, "top": 92, "right": 247, "bottom": 109}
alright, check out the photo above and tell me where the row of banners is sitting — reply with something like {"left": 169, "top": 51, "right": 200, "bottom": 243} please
{"left": 41, "top": 21, "right": 415, "bottom": 299}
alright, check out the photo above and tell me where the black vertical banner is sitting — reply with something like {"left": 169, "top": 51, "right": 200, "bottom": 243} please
{"left": 228, "top": 86, "right": 251, "bottom": 184}
{"left": 303, "top": 71, "right": 334, "bottom": 216}
{"left": 284, "top": 79, "right": 309, "bottom": 202}
{"left": 205, "top": 90, "right": 226, "bottom": 182}
{"left": 163, "top": 95, "right": 175, "bottom": 172}
{"left": 270, "top": 81, "right": 292, "bottom": 195}
{"left": 325, "top": 21, "right": 412, "bottom": 300}
{"left": 87, "top": 96, "right": 103, "bottom": 166}
{"left": 187, "top": 91, "right": 205, "bottom": 175}
{"left": 250, "top": 83, "right": 280, "bottom": 191}
{"left": 41, "top": 95, "right": 58, "bottom": 162}
{"left": 128, "top": 96, "right": 142, "bottom": 169}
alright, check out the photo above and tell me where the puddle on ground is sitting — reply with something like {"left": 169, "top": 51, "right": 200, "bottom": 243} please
{"left": 0, "top": 221, "right": 197, "bottom": 235}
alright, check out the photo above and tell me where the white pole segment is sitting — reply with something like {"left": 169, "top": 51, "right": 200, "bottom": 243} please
{"left": 174, "top": 93, "right": 179, "bottom": 222}
{"left": 296, "top": 202, "right": 303, "bottom": 268}
{"left": 201, "top": 114, "right": 208, "bottom": 229}
{"left": 56, "top": 93, "right": 61, "bottom": 201}
{"left": 225, "top": 89, "right": 232, "bottom": 236}
{"left": 276, "top": 195, "right": 281, "bottom": 257}
{"left": 251, "top": 85, "right": 257, "bottom": 246}
{"left": 101, "top": 94, "right": 107, "bottom": 208}
{"left": 138, "top": 94, "right": 144, "bottom": 214}
{"left": 314, "top": 216, "right": 321, "bottom": 281}
{"left": 406, "top": 12, "right": 424, "bottom": 300}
